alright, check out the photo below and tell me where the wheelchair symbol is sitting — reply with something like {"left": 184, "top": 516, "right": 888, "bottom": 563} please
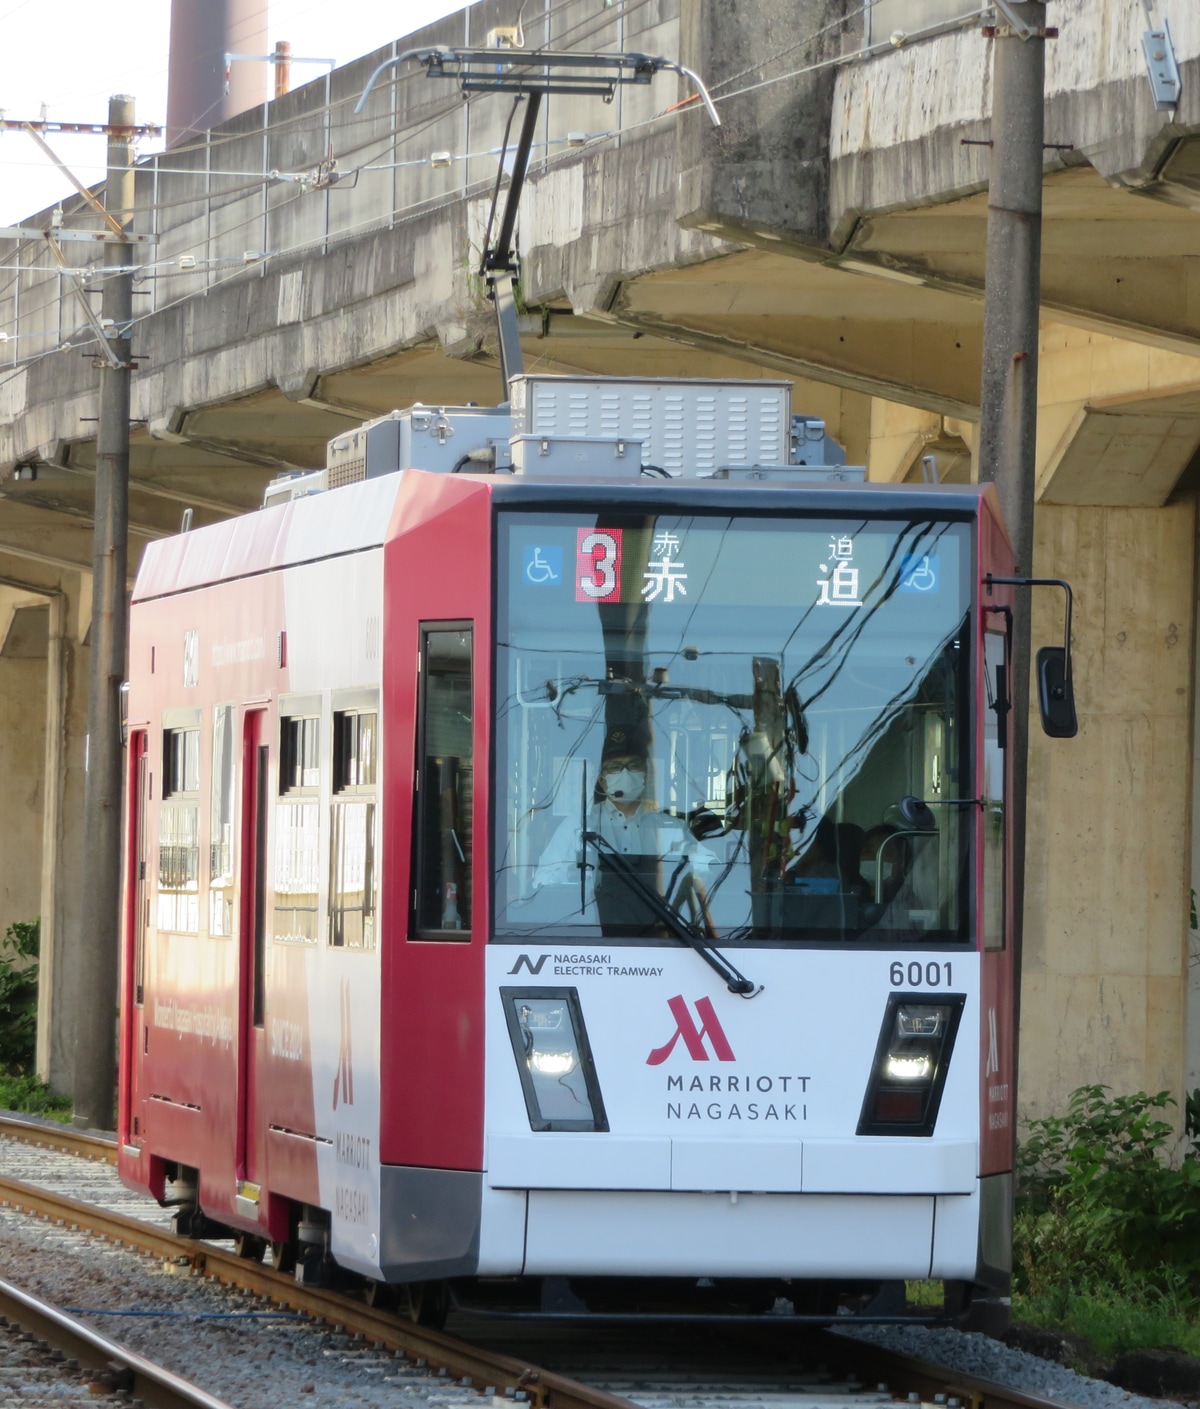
{"left": 523, "top": 545, "right": 562, "bottom": 585}
{"left": 900, "top": 553, "right": 938, "bottom": 593}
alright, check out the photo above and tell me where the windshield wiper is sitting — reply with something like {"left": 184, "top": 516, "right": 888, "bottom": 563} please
{"left": 583, "top": 832, "right": 761, "bottom": 998}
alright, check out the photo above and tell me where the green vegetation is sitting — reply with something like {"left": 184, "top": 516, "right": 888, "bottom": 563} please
{"left": 1013, "top": 1084, "right": 1200, "bottom": 1360}
{"left": 0, "top": 1071, "right": 71, "bottom": 1121}
{"left": 0, "top": 918, "right": 70, "bottom": 1122}
{"left": 905, "top": 1279, "right": 944, "bottom": 1307}
{"left": 1014, "top": 1282, "right": 1200, "bottom": 1361}
{"left": 0, "top": 918, "right": 39, "bottom": 1073}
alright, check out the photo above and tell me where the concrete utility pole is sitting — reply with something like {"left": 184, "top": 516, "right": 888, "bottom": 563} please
{"left": 73, "top": 95, "right": 135, "bottom": 1129}
{"left": 976, "top": 4, "right": 1048, "bottom": 1089}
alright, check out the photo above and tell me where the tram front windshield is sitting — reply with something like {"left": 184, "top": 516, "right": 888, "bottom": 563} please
{"left": 495, "top": 511, "right": 972, "bottom": 945}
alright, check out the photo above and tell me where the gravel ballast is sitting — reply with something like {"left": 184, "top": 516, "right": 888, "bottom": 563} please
{"left": 0, "top": 1129, "right": 1184, "bottom": 1409}
{"left": 836, "top": 1323, "right": 1167, "bottom": 1409}
{"left": 0, "top": 1135, "right": 497, "bottom": 1409}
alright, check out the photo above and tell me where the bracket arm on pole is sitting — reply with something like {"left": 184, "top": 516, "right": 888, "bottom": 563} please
{"left": 354, "top": 49, "right": 440, "bottom": 113}
{"left": 990, "top": 0, "right": 1044, "bottom": 40}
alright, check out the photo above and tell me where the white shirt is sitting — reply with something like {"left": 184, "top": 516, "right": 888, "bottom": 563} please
{"left": 534, "top": 798, "right": 717, "bottom": 895}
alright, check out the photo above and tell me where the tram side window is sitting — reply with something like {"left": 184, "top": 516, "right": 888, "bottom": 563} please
{"left": 330, "top": 708, "right": 377, "bottom": 949}
{"left": 280, "top": 715, "right": 320, "bottom": 792}
{"left": 275, "top": 713, "right": 319, "bottom": 943}
{"left": 209, "top": 705, "right": 236, "bottom": 937}
{"left": 159, "top": 726, "right": 200, "bottom": 934}
{"left": 414, "top": 627, "right": 473, "bottom": 938}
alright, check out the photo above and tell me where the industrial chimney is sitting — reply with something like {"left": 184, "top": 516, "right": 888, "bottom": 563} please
{"left": 167, "top": 0, "right": 269, "bottom": 148}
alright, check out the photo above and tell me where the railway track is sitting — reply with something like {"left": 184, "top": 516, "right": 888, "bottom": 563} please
{"left": 0, "top": 1115, "right": 1081, "bottom": 1409}
{"left": 0, "top": 1273, "right": 236, "bottom": 1407}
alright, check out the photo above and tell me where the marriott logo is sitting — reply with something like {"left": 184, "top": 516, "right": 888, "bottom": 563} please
{"left": 647, "top": 995, "right": 735, "bottom": 1065}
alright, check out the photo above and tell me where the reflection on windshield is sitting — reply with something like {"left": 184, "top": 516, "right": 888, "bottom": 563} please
{"left": 495, "top": 513, "right": 971, "bottom": 946}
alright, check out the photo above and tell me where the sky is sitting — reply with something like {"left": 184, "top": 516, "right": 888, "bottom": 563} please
{"left": 0, "top": 1, "right": 463, "bottom": 225}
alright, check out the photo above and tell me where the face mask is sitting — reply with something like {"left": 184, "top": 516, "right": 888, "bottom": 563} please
{"left": 604, "top": 768, "right": 645, "bottom": 802}
{"left": 861, "top": 862, "right": 894, "bottom": 884}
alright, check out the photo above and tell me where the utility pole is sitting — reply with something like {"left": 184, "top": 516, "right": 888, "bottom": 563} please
{"left": 274, "top": 41, "right": 292, "bottom": 98}
{"left": 73, "top": 94, "right": 135, "bottom": 1129}
{"left": 976, "top": 0, "right": 1048, "bottom": 1239}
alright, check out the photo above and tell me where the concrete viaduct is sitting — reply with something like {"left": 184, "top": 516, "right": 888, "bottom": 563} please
{"left": 2, "top": 0, "right": 1199, "bottom": 1117}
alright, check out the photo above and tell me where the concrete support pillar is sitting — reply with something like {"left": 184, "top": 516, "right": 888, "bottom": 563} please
{"left": 1188, "top": 532, "right": 1200, "bottom": 1094}
{"left": 1021, "top": 502, "right": 1194, "bottom": 1115}
{"left": 35, "top": 575, "right": 89, "bottom": 1091}
{"left": 0, "top": 588, "right": 48, "bottom": 937}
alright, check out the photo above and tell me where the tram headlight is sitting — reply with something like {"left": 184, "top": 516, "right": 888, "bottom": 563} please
{"left": 501, "top": 986, "right": 609, "bottom": 1133}
{"left": 530, "top": 1049, "right": 577, "bottom": 1076}
{"left": 884, "top": 1053, "right": 933, "bottom": 1082}
{"left": 857, "top": 992, "right": 965, "bottom": 1137}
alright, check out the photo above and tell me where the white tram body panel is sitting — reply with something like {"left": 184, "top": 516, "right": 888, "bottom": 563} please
{"left": 478, "top": 947, "right": 982, "bottom": 1280}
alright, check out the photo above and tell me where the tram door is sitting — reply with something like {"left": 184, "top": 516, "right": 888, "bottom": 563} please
{"left": 236, "top": 709, "right": 268, "bottom": 1191}
{"left": 979, "top": 620, "right": 1015, "bottom": 1170}
{"left": 121, "top": 731, "right": 150, "bottom": 1150}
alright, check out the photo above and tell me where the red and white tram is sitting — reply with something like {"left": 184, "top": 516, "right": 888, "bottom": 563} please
{"left": 116, "top": 366, "right": 1071, "bottom": 1323}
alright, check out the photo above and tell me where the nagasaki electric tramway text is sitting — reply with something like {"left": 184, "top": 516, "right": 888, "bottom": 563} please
{"left": 115, "top": 382, "right": 1077, "bottom": 1324}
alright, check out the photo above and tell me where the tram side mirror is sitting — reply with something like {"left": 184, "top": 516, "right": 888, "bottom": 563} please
{"left": 1036, "top": 646, "right": 1078, "bottom": 738}
{"left": 985, "top": 574, "right": 1079, "bottom": 742}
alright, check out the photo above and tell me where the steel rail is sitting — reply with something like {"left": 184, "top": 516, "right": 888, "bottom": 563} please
{"left": 818, "top": 1336, "right": 1085, "bottom": 1409}
{"left": 0, "top": 1173, "right": 637, "bottom": 1409}
{"left": 0, "top": 1128, "right": 1081, "bottom": 1409}
{"left": 0, "top": 1114, "right": 118, "bottom": 1164}
{"left": 0, "top": 1275, "right": 236, "bottom": 1409}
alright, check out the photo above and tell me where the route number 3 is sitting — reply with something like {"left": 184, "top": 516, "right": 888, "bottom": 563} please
{"left": 577, "top": 528, "right": 623, "bottom": 603}
{"left": 891, "top": 960, "right": 952, "bottom": 987}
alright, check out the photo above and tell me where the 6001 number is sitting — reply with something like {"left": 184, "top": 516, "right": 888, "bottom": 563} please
{"left": 890, "top": 961, "right": 952, "bottom": 987}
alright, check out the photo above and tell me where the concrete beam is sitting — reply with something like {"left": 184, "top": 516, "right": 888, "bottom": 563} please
{"left": 51, "top": 446, "right": 249, "bottom": 518}
{"left": 820, "top": 22, "right": 1200, "bottom": 355}
{"left": 0, "top": 481, "right": 171, "bottom": 542}
{"left": 0, "top": 603, "right": 49, "bottom": 658}
{"left": 0, "top": 501, "right": 111, "bottom": 575}
{"left": 1041, "top": 407, "right": 1200, "bottom": 507}
{"left": 1035, "top": 327, "right": 1200, "bottom": 505}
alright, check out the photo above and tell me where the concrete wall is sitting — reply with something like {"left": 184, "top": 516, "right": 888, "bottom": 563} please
{"left": 1022, "top": 501, "right": 1195, "bottom": 1115}
{"left": 36, "top": 579, "right": 89, "bottom": 1091}
{"left": 0, "top": 586, "right": 46, "bottom": 939}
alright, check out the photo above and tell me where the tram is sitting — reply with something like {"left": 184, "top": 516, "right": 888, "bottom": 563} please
{"left": 117, "top": 44, "right": 1077, "bottom": 1326}
{"left": 115, "top": 365, "right": 1075, "bottom": 1322}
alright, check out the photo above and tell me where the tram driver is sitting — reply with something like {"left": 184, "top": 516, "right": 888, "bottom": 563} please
{"left": 534, "top": 724, "right": 720, "bottom": 936}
